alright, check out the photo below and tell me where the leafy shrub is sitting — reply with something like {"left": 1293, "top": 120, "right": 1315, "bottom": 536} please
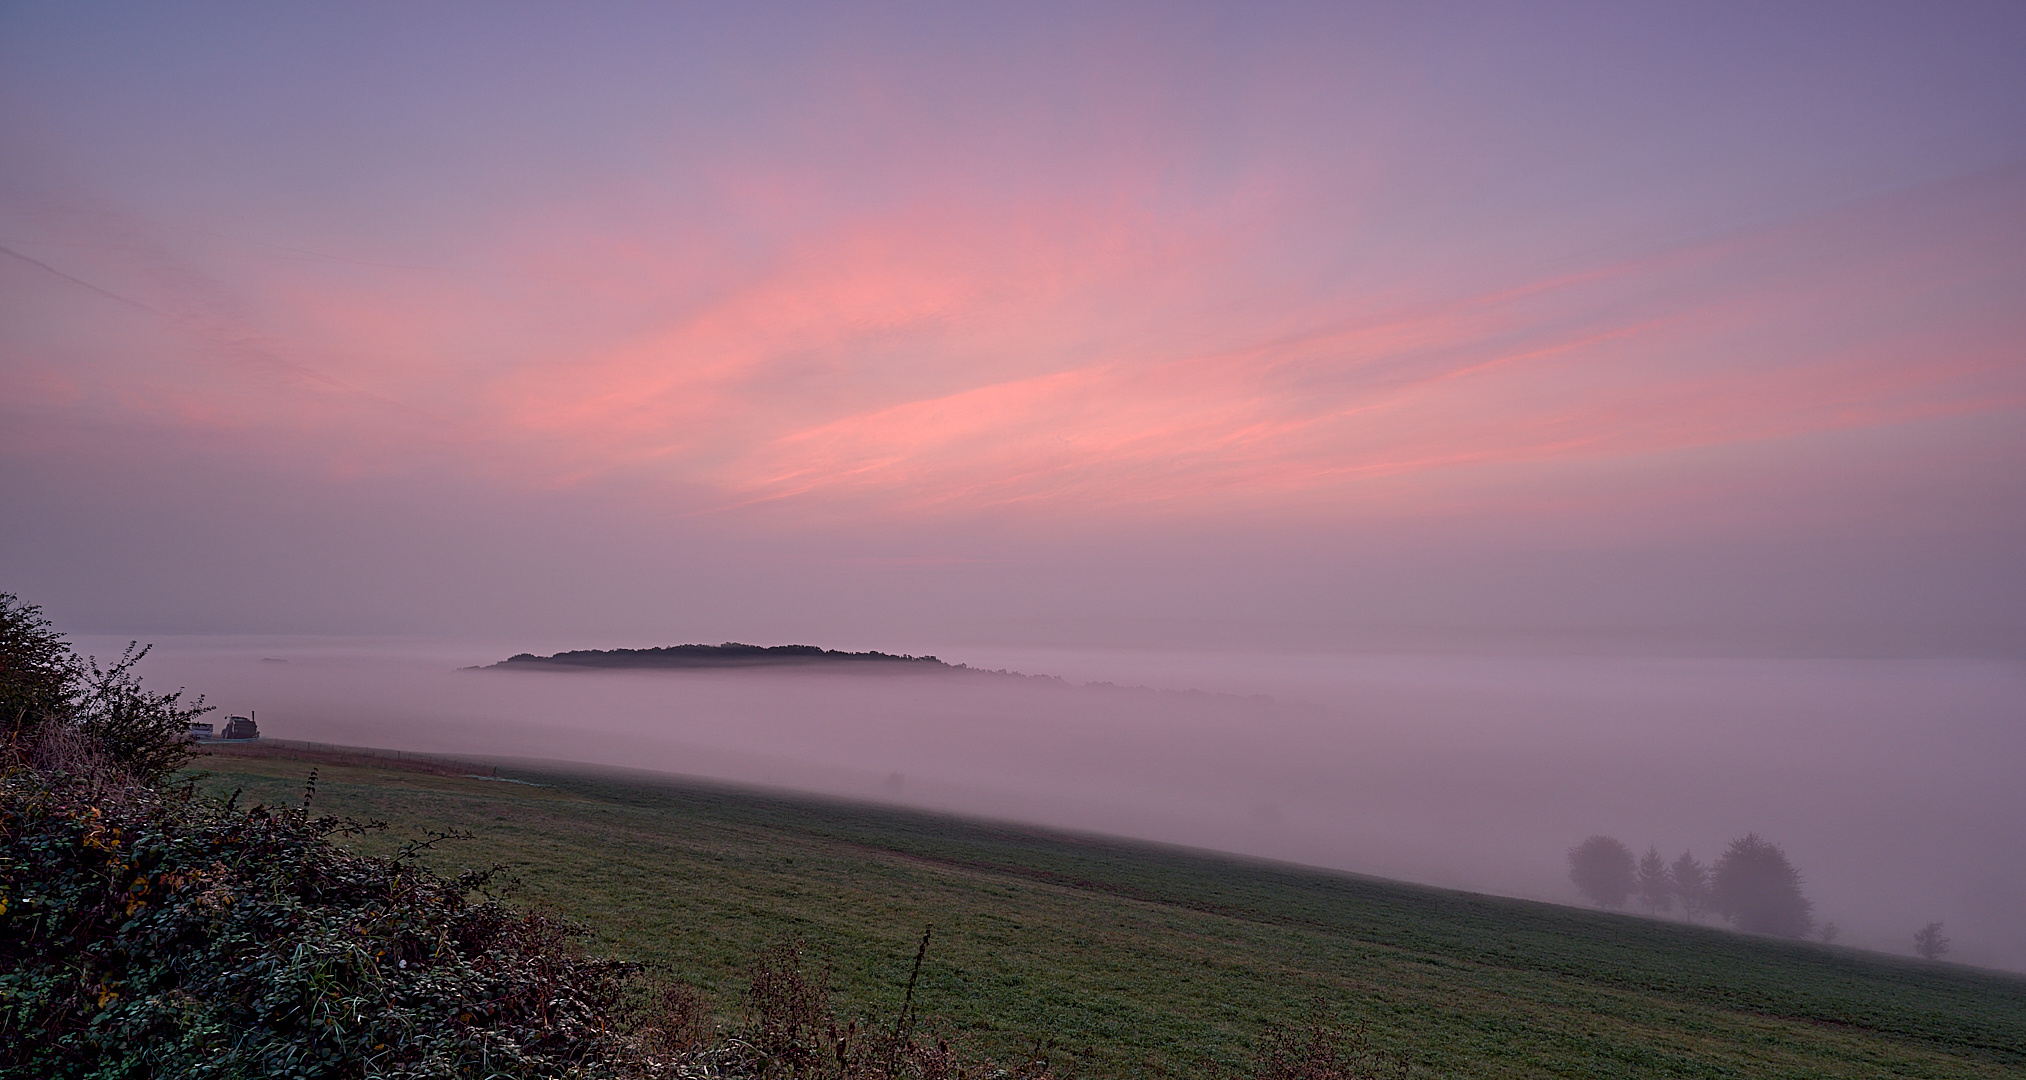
{"left": 1, "top": 593, "right": 209, "bottom": 786}
{"left": 0, "top": 768, "right": 644, "bottom": 1079}
{"left": 0, "top": 593, "right": 73, "bottom": 743}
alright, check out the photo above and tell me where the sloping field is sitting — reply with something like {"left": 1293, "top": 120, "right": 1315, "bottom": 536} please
{"left": 185, "top": 743, "right": 2026, "bottom": 1079}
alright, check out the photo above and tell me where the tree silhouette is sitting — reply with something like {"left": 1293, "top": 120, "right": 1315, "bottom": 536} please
{"left": 0, "top": 592, "right": 209, "bottom": 783}
{"left": 1568, "top": 835, "right": 1636, "bottom": 909}
{"left": 71, "top": 642, "right": 211, "bottom": 784}
{"left": 1913, "top": 922, "right": 1950, "bottom": 960}
{"left": 1711, "top": 833, "right": 1812, "bottom": 938}
{"left": 1669, "top": 850, "right": 1709, "bottom": 922}
{"left": 1, "top": 593, "right": 73, "bottom": 747}
{"left": 1635, "top": 846, "right": 1672, "bottom": 916}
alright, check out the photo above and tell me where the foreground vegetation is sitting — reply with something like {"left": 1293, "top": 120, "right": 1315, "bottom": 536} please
{"left": 1, "top": 594, "right": 650, "bottom": 1078}
{"left": 189, "top": 742, "right": 2026, "bottom": 1079}
{"left": 0, "top": 770, "right": 648, "bottom": 1078}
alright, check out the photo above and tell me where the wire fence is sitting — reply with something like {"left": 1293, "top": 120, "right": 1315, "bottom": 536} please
{"left": 201, "top": 737, "right": 500, "bottom": 776}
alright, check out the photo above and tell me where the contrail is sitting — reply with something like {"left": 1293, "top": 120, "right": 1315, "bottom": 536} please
{"left": 0, "top": 241, "right": 423, "bottom": 416}
{"left": 0, "top": 244, "right": 162, "bottom": 313}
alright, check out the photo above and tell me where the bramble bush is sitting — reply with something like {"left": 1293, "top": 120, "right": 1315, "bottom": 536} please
{"left": 1, "top": 589, "right": 644, "bottom": 1075}
{"left": 0, "top": 767, "right": 644, "bottom": 1079}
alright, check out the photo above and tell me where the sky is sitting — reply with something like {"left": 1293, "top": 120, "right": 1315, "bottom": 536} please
{"left": 3, "top": 2, "right": 2022, "bottom": 650}
{"left": 5, "top": 1, "right": 2026, "bottom": 968}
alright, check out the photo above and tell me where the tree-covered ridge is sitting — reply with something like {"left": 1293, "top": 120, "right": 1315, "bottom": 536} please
{"left": 486, "top": 643, "right": 949, "bottom": 670}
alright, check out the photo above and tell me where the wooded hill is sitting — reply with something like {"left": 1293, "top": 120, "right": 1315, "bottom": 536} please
{"left": 484, "top": 643, "right": 950, "bottom": 670}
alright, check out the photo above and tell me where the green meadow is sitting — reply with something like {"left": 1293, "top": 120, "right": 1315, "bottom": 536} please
{"left": 184, "top": 743, "right": 2026, "bottom": 1079}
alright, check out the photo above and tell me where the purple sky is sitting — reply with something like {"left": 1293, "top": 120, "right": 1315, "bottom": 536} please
{"left": 3, "top": 2, "right": 2022, "bottom": 649}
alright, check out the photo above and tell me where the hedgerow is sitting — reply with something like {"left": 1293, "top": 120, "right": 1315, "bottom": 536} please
{"left": 0, "top": 768, "right": 642, "bottom": 1079}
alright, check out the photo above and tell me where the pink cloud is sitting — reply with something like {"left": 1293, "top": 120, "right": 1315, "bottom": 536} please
{"left": 4, "top": 154, "right": 2019, "bottom": 526}
{"left": 683, "top": 178, "right": 2024, "bottom": 518}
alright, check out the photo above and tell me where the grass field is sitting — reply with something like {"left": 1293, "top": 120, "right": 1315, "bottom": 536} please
{"left": 181, "top": 742, "right": 2026, "bottom": 1079}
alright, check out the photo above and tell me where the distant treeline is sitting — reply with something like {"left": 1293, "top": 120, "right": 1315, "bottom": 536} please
{"left": 1569, "top": 833, "right": 1823, "bottom": 940}
{"left": 485, "top": 643, "right": 951, "bottom": 670}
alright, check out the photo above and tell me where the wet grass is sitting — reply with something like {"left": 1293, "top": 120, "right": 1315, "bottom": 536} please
{"left": 182, "top": 743, "right": 2026, "bottom": 1079}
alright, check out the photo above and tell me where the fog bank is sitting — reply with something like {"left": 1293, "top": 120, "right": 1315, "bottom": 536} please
{"left": 99, "top": 635, "right": 2026, "bottom": 973}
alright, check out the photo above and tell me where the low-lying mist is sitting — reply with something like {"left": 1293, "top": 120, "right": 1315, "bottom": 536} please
{"left": 95, "top": 635, "right": 2026, "bottom": 973}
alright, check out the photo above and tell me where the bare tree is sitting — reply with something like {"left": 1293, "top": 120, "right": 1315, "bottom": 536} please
{"left": 1669, "top": 850, "right": 1708, "bottom": 922}
{"left": 1568, "top": 835, "right": 1636, "bottom": 909}
{"left": 1635, "top": 847, "right": 1672, "bottom": 916}
{"left": 1817, "top": 922, "right": 1838, "bottom": 944}
{"left": 1913, "top": 922, "right": 1950, "bottom": 960}
{"left": 1711, "top": 833, "right": 1813, "bottom": 938}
